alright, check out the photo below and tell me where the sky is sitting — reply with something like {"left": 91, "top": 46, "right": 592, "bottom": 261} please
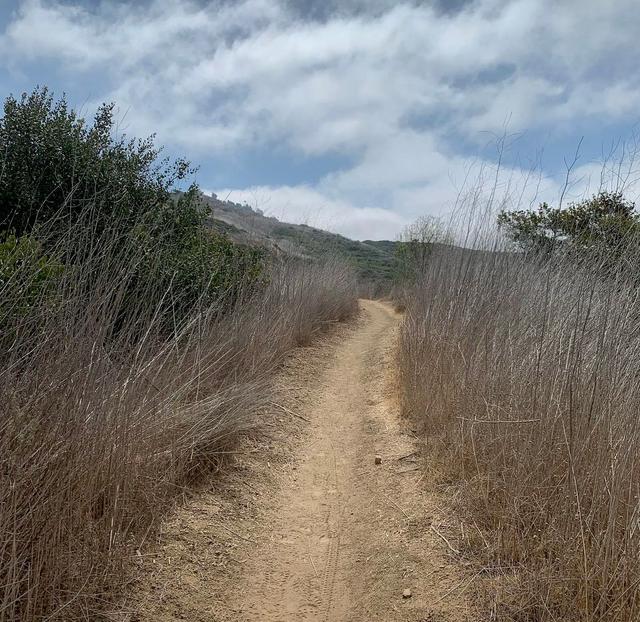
{"left": 2, "top": 0, "right": 640, "bottom": 240}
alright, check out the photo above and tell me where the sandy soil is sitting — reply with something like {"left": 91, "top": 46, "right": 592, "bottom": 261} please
{"left": 123, "top": 300, "right": 476, "bottom": 622}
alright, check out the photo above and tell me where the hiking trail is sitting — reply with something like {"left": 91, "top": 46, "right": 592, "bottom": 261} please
{"left": 128, "top": 300, "right": 474, "bottom": 622}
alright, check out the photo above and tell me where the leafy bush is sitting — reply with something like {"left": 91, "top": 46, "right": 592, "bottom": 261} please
{"left": 0, "top": 87, "right": 193, "bottom": 237}
{"left": 498, "top": 191, "right": 640, "bottom": 253}
{"left": 0, "top": 88, "right": 265, "bottom": 328}
{"left": 0, "top": 233, "right": 63, "bottom": 324}
{"left": 130, "top": 187, "right": 265, "bottom": 325}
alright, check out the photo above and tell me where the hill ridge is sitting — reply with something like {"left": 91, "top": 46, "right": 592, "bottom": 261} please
{"left": 191, "top": 190, "right": 399, "bottom": 281}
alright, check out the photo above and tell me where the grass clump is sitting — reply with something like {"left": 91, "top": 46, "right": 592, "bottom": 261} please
{"left": 399, "top": 185, "right": 640, "bottom": 620}
{"left": 0, "top": 88, "right": 358, "bottom": 621}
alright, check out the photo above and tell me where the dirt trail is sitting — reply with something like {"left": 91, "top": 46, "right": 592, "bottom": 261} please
{"left": 128, "top": 300, "right": 474, "bottom": 622}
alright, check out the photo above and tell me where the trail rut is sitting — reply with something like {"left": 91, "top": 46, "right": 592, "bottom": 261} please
{"left": 129, "top": 300, "right": 475, "bottom": 622}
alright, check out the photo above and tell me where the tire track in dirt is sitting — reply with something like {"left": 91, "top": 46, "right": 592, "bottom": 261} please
{"left": 128, "top": 300, "right": 476, "bottom": 622}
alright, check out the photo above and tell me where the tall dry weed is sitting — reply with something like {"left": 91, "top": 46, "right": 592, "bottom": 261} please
{"left": 0, "top": 220, "right": 357, "bottom": 621}
{"left": 400, "top": 223, "right": 640, "bottom": 621}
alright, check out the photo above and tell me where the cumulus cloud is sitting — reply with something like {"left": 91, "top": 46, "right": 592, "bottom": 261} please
{"left": 1, "top": 0, "right": 639, "bottom": 239}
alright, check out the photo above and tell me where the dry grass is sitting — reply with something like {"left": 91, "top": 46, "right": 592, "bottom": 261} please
{"left": 399, "top": 226, "right": 640, "bottom": 620}
{"left": 0, "top": 222, "right": 357, "bottom": 621}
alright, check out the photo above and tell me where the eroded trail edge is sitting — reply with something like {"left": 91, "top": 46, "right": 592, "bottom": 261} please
{"left": 129, "top": 300, "right": 474, "bottom": 622}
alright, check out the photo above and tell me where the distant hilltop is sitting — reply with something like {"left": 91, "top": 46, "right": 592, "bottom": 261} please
{"left": 176, "top": 190, "right": 400, "bottom": 282}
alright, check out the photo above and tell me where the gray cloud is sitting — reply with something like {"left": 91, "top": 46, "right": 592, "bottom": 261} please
{"left": 1, "top": 0, "right": 639, "bottom": 239}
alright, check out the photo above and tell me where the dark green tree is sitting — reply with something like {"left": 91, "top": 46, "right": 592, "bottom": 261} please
{"left": 0, "top": 87, "right": 265, "bottom": 331}
{"left": 0, "top": 86, "right": 193, "bottom": 236}
{"left": 498, "top": 191, "right": 640, "bottom": 253}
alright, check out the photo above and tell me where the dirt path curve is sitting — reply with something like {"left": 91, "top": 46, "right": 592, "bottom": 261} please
{"left": 129, "top": 300, "right": 474, "bottom": 622}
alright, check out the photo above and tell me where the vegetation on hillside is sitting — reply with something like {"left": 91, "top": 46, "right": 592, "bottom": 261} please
{"left": 194, "top": 191, "right": 401, "bottom": 283}
{"left": 273, "top": 224, "right": 400, "bottom": 281}
{"left": 0, "top": 88, "right": 357, "bottom": 621}
{"left": 204, "top": 194, "right": 456, "bottom": 288}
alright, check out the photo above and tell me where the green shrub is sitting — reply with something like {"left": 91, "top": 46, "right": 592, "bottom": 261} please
{"left": 126, "top": 187, "right": 265, "bottom": 327}
{"left": 498, "top": 191, "right": 640, "bottom": 253}
{"left": 0, "top": 87, "right": 193, "bottom": 237}
{"left": 0, "top": 233, "right": 63, "bottom": 324}
{"left": 0, "top": 88, "right": 264, "bottom": 329}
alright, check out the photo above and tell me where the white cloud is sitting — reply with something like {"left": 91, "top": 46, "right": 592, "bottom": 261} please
{"left": 2, "top": 0, "right": 640, "bottom": 239}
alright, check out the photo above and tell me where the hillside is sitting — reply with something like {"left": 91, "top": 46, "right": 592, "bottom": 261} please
{"left": 192, "top": 191, "right": 400, "bottom": 281}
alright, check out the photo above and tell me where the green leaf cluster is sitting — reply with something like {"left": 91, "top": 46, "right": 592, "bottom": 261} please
{"left": 498, "top": 191, "right": 640, "bottom": 253}
{"left": 0, "top": 233, "right": 64, "bottom": 320}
